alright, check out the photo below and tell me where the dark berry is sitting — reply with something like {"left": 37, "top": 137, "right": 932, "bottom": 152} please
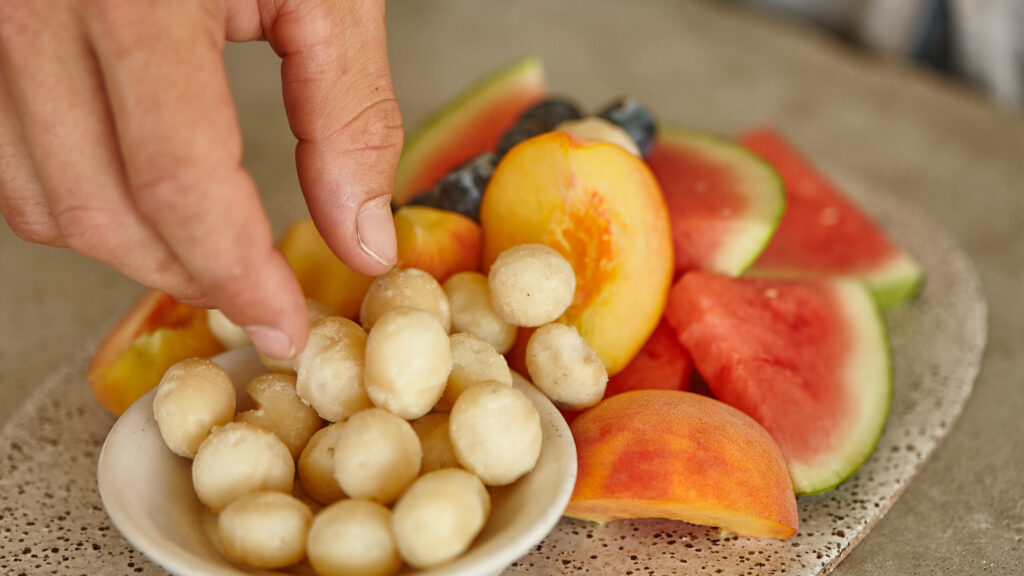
{"left": 409, "top": 152, "right": 497, "bottom": 221}
{"left": 496, "top": 97, "right": 583, "bottom": 157}
{"left": 598, "top": 97, "right": 657, "bottom": 157}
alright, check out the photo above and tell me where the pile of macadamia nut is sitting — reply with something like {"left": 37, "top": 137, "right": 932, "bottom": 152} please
{"left": 152, "top": 243, "right": 607, "bottom": 576}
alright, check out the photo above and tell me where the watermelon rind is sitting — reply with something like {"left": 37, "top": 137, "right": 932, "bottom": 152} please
{"left": 654, "top": 126, "right": 786, "bottom": 276}
{"left": 792, "top": 279, "right": 892, "bottom": 495}
{"left": 392, "top": 55, "right": 546, "bottom": 206}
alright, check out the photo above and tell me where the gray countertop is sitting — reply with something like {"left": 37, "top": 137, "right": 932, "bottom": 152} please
{"left": 1, "top": 1, "right": 1021, "bottom": 574}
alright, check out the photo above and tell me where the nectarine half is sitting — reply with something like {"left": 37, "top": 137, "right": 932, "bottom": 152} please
{"left": 566, "top": 390, "right": 798, "bottom": 539}
{"left": 480, "top": 132, "right": 673, "bottom": 375}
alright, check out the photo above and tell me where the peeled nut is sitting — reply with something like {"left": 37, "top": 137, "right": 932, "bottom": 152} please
{"left": 487, "top": 244, "right": 576, "bottom": 327}
{"left": 364, "top": 307, "right": 452, "bottom": 419}
{"left": 435, "top": 332, "right": 512, "bottom": 411}
{"left": 297, "top": 422, "right": 347, "bottom": 505}
{"left": 360, "top": 267, "right": 451, "bottom": 333}
{"left": 191, "top": 421, "right": 294, "bottom": 512}
{"left": 526, "top": 322, "right": 608, "bottom": 410}
{"left": 295, "top": 316, "right": 371, "bottom": 422}
{"left": 443, "top": 271, "right": 517, "bottom": 354}
{"left": 153, "top": 358, "right": 236, "bottom": 459}
{"left": 306, "top": 499, "right": 401, "bottom": 576}
{"left": 258, "top": 299, "right": 336, "bottom": 373}
{"left": 410, "top": 413, "right": 460, "bottom": 473}
{"left": 392, "top": 468, "right": 491, "bottom": 569}
{"left": 449, "top": 381, "right": 542, "bottom": 486}
{"left": 236, "top": 373, "right": 323, "bottom": 459}
{"left": 332, "top": 408, "right": 422, "bottom": 505}
{"left": 207, "top": 310, "right": 250, "bottom": 350}
{"left": 217, "top": 491, "right": 312, "bottom": 570}
{"left": 555, "top": 116, "right": 641, "bottom": 156}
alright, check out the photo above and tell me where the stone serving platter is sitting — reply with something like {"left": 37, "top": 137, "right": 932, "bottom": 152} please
{"left": 0, "top": 174, "right": 987, "bottom": 576}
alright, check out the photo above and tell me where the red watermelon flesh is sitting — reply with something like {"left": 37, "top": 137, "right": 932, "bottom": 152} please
{"left": 739, "top": 128, "right": 922, "bottom": 308}
{"left": 645, "top": 126, "right": 785, "bottom": 277}
{"left": 665, "top": 271, "right": 891, "bottom": 494}
{"left": 604, "top": 319, "right": 694, "bottom": 398}
{"left": 392, "top": 56, "right": 547, "bottom": 206}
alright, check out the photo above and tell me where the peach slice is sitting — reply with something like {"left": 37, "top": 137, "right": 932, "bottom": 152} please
{"left": 89, "top": 290, "right": 223, "bottom": 416}
{"left": 480, "top": 132, "right": 673, "bottom": 375}
{"left": 567, "top": 390, "right": 798, "bottom": 539}
{"left": 394, "top": 205, "right": 482, "bottom": 283}
{"left": 278, "top": 219, "right": 375, "bottom": 320}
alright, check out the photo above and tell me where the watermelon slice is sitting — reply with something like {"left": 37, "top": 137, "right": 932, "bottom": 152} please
{"left": 665, "top": 271, "right": 891, "bottom": 495}
{"left": 739, "top": 128, "right": 922, "bottom": 308}
{"left": 393, "top": 56, "right": 547, "bottom": 206}
{"left": 604, "top": 319, "right": 694, "bottom": 398}
{"left": 645, "top": 126, "right": 785, "bottom": 277}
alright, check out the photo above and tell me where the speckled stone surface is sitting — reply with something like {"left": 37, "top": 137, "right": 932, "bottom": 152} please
{"left": 2, "top": 1, "right": 1022, "bottom": 575}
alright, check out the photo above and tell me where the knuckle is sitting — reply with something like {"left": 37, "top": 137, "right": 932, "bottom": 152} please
{"left": 2, "top": 209, "right": 63, "bottom": 245}
{"left": 338, "top": 96, "right": 404, "bottom": 156}
{"left": 52, "top": 201, "right": 116, "bottom": 256}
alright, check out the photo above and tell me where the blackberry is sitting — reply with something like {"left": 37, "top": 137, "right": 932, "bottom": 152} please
{"left": 598, "top": 97, "right": 657, "bottom": 157}
{"left": 496, "top": 97, "right": 583, "bottom": 157}
{"left": 408, "top": 152, "right": 497, "bottom": 221}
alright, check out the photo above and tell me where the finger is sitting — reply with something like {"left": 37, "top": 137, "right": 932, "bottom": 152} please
{"left": 85, "top": 0, "right": 307, "bottom": 358}
{"left": 0, "top": 2, "right": 206, "bottom": 303}
{"left": 263, "top": 0, "right": 404, "bottom": 275}
{"left": 0, "top": 69, "right": 63, "bottom": 246}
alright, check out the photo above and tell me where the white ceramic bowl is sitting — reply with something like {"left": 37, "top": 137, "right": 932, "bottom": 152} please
{"left": 98, "top": 347, "right": 577, "bottom": 576}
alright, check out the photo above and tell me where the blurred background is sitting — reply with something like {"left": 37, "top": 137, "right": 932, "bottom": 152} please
{"left": 735, "top": 0, "right": 1024, "bottom": 110}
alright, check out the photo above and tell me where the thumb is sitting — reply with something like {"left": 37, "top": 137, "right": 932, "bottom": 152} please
{"left": 264, "top": 0, "right": 403, "bottom": 275}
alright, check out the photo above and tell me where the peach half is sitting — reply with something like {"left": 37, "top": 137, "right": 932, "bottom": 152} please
{"left": 567, "top": 390, "right": 798, "bottom": 539}
{"left": 480, "top": 132, "right": 673, "bottom": 375}
{"left": 89, "top": 290, "right": 223, "bottom": 416}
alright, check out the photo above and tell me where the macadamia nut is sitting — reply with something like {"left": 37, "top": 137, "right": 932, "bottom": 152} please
{"left": 435, "top": 332, "right": 512, "bottom": 411}
{"left": 443, "top": 271, "right": 517, "bottom": 353}
{"left": 487, "top": 244, "right": 576, "bottom": 327}
{"left": 297, "top": 422, "right": 347, "bottom": 505}
{"left": 217, "top": 491, "right": 312, "bottom": 569}
{"left": 207, "top": 310, "right": 250, "bottom": 350}
{"left": 364, "top": 308, "right": 452, "bottom": 419}
{"left": 410, "top": 413, "right": 460, "bottom": 473}
{"left": 526, "top": 322, "right": 608, "bottom": 410}
{"left": 332, "top": 408, "right": 422, "bottom": 504}
{"left": 153, "top": 358, "right": 236, "bottom": 459}
{"left": 259, "top": 299, "right": 336, "bottom": 373}
{"left": 360, "top": 268, "right": 451, "bottom": 333}
{"left": 295, "top": 316, "right": 371, "bottom": 422}
{"left": 306, "top": 499, "right": 401, "bottom": 576}
{"left": 449, "top": 381, "right": 542, "bottom": 485}
{"left": 192, "top": 421, "right": 294, "bottom": 512}
{"left": 555, "top": 116, "right": 641, "bottom": 156}
{"left": 392, "top": 468, "right": 491, "bottom": 569}
{"left": 236, "top": 373, "right": 323, "bottom": 458}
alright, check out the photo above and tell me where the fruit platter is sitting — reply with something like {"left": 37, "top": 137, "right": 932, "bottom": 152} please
{"left": 0, "top": 56, "right": 985, "bottom": 576}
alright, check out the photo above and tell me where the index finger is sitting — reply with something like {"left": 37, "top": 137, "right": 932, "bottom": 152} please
{"left": 84, "top": 0, "right": 307, "bottom": 358}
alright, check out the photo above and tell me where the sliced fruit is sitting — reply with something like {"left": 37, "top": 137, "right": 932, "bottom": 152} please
{"left": 89, "top": 290, "right": 223, "bottom": 415}
{"left": 394, "top": 205, "right": 482, "bottom": 283}
{"left": 604, "top": 319, "right": 693, "bottom": 398}
{"left": 665, "top": 271, "right": 891, "bottom": 494}
{"left": 393, "top": 55, "right": 547, "bottom": 206}
{"left": 278, "top": 219, "right": 374, "bottom": 319}
{"left": 566, "top": 390, "right": 798, "bottom": 540}
{"left": 480, "top": 131, "right": 674, "bottom": 375}
{"left": 645, "top": 125, "right": 785, "bottom": 277}
{"left": 739, "top": 128, "right": 922, "bottom": 308}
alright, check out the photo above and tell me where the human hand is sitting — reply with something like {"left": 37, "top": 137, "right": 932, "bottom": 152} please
{"left": 0, "top": 0, "right": 403, "bottom": 359}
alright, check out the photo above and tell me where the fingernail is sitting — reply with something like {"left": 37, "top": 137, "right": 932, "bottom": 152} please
{"left": 243, "top": 325, "right": 295, "bottom": 360}
{"left": 357, "top": 197, "right": 397, "bottom": 267}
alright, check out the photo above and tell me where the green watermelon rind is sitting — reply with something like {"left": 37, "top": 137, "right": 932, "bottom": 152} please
{"left": 392, "top": 55, "right": 546, "bottom": 205}
{"left": 657, "top": 126, "right": 787, "bottom": 277}
{"left": 745, "top": 251, "right": 923, "bottom": 311}
{"left": 790, "top": 279, "right": 892, "bottom": 495}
